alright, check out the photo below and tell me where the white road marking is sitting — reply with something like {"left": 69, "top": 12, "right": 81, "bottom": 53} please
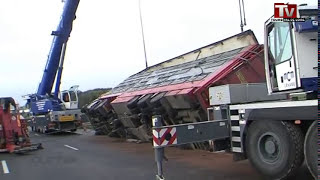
{"left": 1, "top": 160, "right": 10, "bottom": 174}
{"left": 64, "top": 145, "right": 79, "bottom": 151}
{"left": 34, "top": 134, "right": 39, "bottom": 136}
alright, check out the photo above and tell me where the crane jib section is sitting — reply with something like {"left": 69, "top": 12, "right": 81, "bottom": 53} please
{"left": 37, "top": 0, "right": 80, "bottom": 96}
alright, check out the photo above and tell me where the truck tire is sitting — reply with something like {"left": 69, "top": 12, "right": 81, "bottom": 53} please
{"left": 246, "top": 121, "right": 304, "bottom": 179}
{"left": 304, "top": 120, "right": 317, "bottom": 179}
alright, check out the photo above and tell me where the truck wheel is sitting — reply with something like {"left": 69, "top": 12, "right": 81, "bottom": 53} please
{"left": 246, "top": 121, "right": 304, "bottom": 179}
{"left": 304, "top": 120, "right": 317, "bottom": 179}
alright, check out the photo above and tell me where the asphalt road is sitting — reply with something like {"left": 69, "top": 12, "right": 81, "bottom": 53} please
{"left": 0, "top": 130, "right": 313, "bottom": 180}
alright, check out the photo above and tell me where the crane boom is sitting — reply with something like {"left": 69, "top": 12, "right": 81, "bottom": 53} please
{"left": 37, "top": 0, "right": 80, "bottom": 97}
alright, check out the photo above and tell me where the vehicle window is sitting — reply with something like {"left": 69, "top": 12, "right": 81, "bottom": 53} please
{"left": 268, "top": 22, "right": 293, "bottom": 64}
{"left": 62, "top": 93, "right": 70, "bottom": 102}
{"left": 0, "top": 98, "right": 16, "bottom": 113}
{"left": 69, "top": 91, "right": 77, "bottom": 101}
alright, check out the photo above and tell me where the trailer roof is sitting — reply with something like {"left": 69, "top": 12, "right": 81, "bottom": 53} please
{"left": 101, "top": 30, "right": 263, "bottom": 101}
{"left": 111, "top": 46, "right": 245, "bottom": 94}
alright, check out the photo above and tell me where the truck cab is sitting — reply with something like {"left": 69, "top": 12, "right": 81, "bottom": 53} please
{"left": 264, "top": 5, "right": 318, "bottom": 94}
{"left": 59, "top": 85, "right": 79, "bottom": 110}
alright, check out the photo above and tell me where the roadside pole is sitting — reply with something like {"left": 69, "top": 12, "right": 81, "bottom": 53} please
{"left": 152, "top": 115, "right": 165, "bottom": 180}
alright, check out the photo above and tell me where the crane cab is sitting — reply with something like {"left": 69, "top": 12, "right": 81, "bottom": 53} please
{"left": 59, "top": 85, "right": 79, "bottom": 110}
{"left": 264, "top": 5, "right": 317, "bottom": 95}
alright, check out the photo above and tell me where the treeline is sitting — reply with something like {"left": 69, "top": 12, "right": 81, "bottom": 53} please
{"left": 78, "top": 88, "right": 111, "bottom": 108}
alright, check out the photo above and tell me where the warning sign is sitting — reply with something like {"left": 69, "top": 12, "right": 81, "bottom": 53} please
{"left": 153, "top": 127, "right": 177, "bottom": 147}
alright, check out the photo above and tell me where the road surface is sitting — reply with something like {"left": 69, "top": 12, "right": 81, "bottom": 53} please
{"left": 0, "top": 130, "right": 313, "bottom": 180}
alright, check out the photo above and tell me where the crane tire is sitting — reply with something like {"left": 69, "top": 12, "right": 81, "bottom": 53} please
{"left": 304, "top": 120, "right": 317, "bottom": 179}
{"left": 246, "top": 120, "right": 304, "bottom": 179}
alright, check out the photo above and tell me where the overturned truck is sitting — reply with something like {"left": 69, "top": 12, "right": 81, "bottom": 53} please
{"left": 82, "top": 30, "right": 266, "bottom": 149}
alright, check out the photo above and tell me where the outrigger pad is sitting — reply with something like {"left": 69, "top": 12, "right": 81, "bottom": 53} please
{"left": 13, "top": 143, "right": 44, "bottom": 154}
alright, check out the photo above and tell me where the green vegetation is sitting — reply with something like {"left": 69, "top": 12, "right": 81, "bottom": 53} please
{"left": 78, "top": 88, "right": 111, "bottom": 108}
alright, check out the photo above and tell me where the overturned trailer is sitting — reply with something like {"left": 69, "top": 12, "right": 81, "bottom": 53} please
{"left": 83, "top": 30, "right": 266, "bottom": 149}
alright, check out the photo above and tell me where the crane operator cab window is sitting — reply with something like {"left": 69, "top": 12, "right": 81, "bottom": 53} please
{"left": 59, "top": 86, "right": 79, "bottom": 109}
{"left": 267, "top": 22, "right": 294, "bottom": 91}
{"left": 69, "top": 91, "right": 77, "bottom": 102}
{"left": 265, "top": 20, "right": 299, "bottom": 93}
{"left": 268, "top": 22, "right": 293, "bottom": 65}
{"left": 62, "top": 93, "right": 70, "bottom": 102}
{"left": 61, "top": 91, "right": 77, "bottom": 103}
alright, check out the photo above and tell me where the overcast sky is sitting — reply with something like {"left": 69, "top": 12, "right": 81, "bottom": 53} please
{"left": 0, "top": 0, "right": 315, "bottom": 104}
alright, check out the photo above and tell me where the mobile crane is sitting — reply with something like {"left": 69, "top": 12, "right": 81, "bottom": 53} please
{"left": 27, "top": 0, "right": 82, "bottom": 133}
{"left": 151, "top": 5, "right": 318, "bottom": 180}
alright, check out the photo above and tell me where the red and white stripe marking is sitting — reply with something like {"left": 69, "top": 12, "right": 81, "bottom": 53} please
{"left": 153, "top": 127, "right": 177, "bottom": 147}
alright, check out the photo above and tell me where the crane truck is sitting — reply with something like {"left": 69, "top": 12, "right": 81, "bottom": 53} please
{"left": 151, "top": 5, "right": 318, "bottom": 180}
{"left": 0, "top": 97, "right": 42, "bottom": 153}
{"left": 26, "top": 0, "right": 82, "bottom": 133}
